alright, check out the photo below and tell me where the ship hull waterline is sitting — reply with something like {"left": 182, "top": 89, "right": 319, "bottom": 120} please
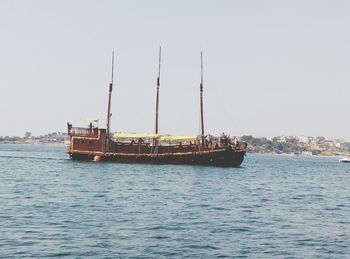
{"left": 69, "top": 149, "right": 246, "bottom": 167}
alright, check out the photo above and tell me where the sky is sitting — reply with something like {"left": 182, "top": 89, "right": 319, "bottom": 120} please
{"left": 1, "top": 0, "right": 350, "bottom": 140}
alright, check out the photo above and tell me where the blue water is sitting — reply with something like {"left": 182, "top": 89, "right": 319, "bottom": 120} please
{"left": 0, "top": 145, "right": 349, "bottom": 258}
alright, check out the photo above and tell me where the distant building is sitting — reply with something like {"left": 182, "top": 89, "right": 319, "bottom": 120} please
{"left": 301, "top": 151, "right": 312, "bottom": 156}
{"left": 316, "top": 136, "right": 326, "bottom": 144}
{"left": 276, "top": 136, "right": 287, "bottom": 143}
{"left": 324, "top": 140, "right": 334, "bottom": 148}
{"left": 310, "top": 139, "right": 317, "bottom": 146}
{"left": 333, "top": 139, "right": 344, "bottom": 149}
{"left": 297, "top": 136, "right": 310, "bottom": 144}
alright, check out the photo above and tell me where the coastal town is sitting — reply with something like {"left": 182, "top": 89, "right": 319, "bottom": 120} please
{"left": 0, "top": 132, "right": 67, "bottom": 145}
{"left": 1, "top": 132, "right": 349, "bottom": 157}
{"left": 240, "top": 135, "right": 350, "bottom": 157}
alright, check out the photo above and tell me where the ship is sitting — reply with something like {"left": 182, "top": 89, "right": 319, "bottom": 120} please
{"left": 339, "top": 157, "right": 350, "bottom": 163}
{"left": 66, "top": 48, "right": 247, "bottom": 167}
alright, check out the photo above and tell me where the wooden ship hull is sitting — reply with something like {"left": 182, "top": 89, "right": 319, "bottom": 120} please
{"left": 70, "top": 150, "right": 245, "bottom": 167}
{"left": 67, "top": 49, "right": 247, "bottom": 167}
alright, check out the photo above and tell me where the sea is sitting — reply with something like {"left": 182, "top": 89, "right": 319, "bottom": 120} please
{"left": 0, "top": 144, "right": 349, "bottom": 258}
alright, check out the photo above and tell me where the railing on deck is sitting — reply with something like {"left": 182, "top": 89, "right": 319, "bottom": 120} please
{"left": 68, "top": 127, "right": 99, "bottom": 137}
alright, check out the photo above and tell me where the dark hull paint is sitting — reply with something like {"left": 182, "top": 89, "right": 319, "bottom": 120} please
{"left": 70, "top": 149, "right": 246, "bottom": 167}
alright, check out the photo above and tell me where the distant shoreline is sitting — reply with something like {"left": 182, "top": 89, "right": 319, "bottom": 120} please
{"left": 240, "top": 135, "right": 350, "bottom": 159}
{"left": 0, "top": 142, "right": 346, "bottom": 159}
{"left": 1, "top": 133, "right": 349, "bottom": 159}
{"left": 246, "top": 152, "right": 344, "bottom": 158}
{"left": 0, "top": 142, "right": 65, "bottom": 146}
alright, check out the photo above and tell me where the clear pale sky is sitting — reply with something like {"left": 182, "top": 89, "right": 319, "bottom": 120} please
{"left": 1, "top": 0, "right": 350, "bottom": 140}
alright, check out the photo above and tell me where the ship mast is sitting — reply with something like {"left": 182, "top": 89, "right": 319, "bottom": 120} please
{"left": 155, "top": 46, "right": 161, "bottom": 135}
{"left": 200, "top": 51, "right": 205, "bottom": 148}
{"left": 106, "top": 51, "right": 114, "bottom": 140}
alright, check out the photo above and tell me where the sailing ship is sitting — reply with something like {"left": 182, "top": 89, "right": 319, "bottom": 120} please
{"left": 66, "top": 49, "right": 247, "bottom": 167}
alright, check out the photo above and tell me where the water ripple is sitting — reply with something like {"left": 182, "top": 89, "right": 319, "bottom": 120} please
{"left": 0, "top": 146, "right": 349, "bottom": 258}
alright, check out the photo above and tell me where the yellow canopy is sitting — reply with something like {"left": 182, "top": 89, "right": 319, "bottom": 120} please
{"left": 160, "top": 135, "right": 198, "bottom": 142}
{"left": 113, "top": 133, "right": 199, "bottom": 142}
{"left": 113, "top": 133, "right": 160, "bottom": 139}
